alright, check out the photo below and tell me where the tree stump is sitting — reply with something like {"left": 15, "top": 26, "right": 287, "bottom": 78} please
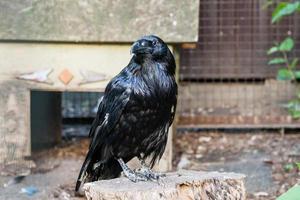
{"left": 83, "top": 170, "right": 246, "bottom": 200}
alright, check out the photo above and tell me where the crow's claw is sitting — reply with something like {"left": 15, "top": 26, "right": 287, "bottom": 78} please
{"left": 118, "top": 158, "right": 148, "bottom": 182}
{"left": 135, "top": 167, "right": 165, "bottom": 182}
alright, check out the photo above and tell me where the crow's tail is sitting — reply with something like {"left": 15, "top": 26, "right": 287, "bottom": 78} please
{"left": 75, "top": 150, "right": 93, "bottom": 192}
{"left": 75, "top": 151, "right": 123, "bottom": 192}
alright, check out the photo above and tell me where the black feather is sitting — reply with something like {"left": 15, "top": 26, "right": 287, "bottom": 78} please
{"left": 75, "top": 35, "right": 177, "bottom": 191}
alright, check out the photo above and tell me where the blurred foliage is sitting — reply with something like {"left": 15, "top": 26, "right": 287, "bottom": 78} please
{"left": 268, "top": 37, "right": 298, "bottom": 81}
{"left": 272, "top": 1, "right": 300, "bottom": 23}
{"left": 296, "top": 162, "right": 300, "bottom": 170}
{"left": 266, "top": 3, "right": 300, "bottom": 200}
{"left": 283, "top": 163, "right": 295, "bottom": 172}
{"left": 267, "top": 1, "right": 300, "bottom": 119}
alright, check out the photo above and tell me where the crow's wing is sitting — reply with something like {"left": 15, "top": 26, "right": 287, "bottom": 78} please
{"left": 89, "top": 86, "right": 131, "bottom": 148}
{"left": 76, "top": 76, "right": 131, "bottom": 191}
{"left": 89, "top": 96, "right": 104, "bottom": 138}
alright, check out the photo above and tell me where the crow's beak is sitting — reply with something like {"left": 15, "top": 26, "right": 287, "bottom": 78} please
{"left": 130, "top": 42, "right": 138, "bottom": 55}
{"left": 130, "top": 40, "right": 153, "bottom": 55}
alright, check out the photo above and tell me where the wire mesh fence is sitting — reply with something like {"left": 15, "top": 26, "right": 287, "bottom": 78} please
{"left": 178, "top": 0, "right": 300, "bottom": 128}
{"left": 62, "top": 92, "right": 101, "bottom": 119}
{"left": 62, "top": 92, "right": 102, "bottom": 138}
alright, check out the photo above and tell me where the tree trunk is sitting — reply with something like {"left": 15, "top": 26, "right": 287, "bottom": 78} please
{"left": 83, "top": 170, "right": 246, "bottom": 200}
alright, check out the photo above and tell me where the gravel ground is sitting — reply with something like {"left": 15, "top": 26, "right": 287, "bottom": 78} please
{"left": 174, "top": 131, "right": 300, "bottom": 200}
{"left": 1, "top": 131, "right": 299, "bottom": 199}
{"left": 0, "top": 139, "right": 89, "bottom": 200}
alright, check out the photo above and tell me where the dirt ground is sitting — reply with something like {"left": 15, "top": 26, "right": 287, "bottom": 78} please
{"left": 1, "top": 131, "right": 300, "bottom": 199}
{"left": 0, "top": 139, "right": 89, "bottom": 200}
{"left": 174, "top": 131, "right": 300, "bottom": 200}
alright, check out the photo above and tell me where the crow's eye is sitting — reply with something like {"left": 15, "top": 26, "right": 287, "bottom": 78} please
{"left": 152, "top": 40, "right": 158, "bottom": 46}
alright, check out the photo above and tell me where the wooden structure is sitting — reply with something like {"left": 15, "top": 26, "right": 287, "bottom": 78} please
{"left": 83, "top": 170, "right": 246, "bottom": 200}
{"left": 0, "top": 0, "right": 199, "bottom": 165}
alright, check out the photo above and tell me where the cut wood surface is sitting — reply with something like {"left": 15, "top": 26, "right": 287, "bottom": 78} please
{"left": 83, "top": 170, "right": 246, "bottom": 200}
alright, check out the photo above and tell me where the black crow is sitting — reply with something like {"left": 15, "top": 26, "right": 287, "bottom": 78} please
{"left": 75, "top": 35, "right": 177, "bottom": 192}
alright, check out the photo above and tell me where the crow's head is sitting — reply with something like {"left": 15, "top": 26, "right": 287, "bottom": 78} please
{"left": 131, "top": 35, "right": 175, "bottom": 74}
{"left": 131, "top": 35, "right": 170, "bottom": 61}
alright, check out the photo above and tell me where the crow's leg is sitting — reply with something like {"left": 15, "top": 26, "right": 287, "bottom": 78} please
{"left": 117, "top": 158, "right": 147, "bottom": 182}
{"left": 136, "top": 158, "right": 166, "bottom": 181}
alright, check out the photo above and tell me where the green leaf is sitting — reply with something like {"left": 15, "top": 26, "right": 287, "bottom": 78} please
{"left": 290, "top": 110, "right": 300, "bottom": 118}
{"left": 267, "top": 46, "right": 279, "bottom": 55}
{"left": 287, "top": 100, "right": 300, "bottom": 118}
{"left": 283, "top": 163, "right": 294, "bottom": 172}
{"left": 294, "top": 70, "right": 300, "bottom": 79}
{"left": 279, "top": 37, "right": 294, "bottom": 52}
{"left": 272, "top": 2, "right": 300, "bottom": 23}
{"left": 287, "top": 99, "right": 300, "bottom": 110}
{"left": 296, "top": 162, "right": 300, "bottom": 170}
{"left": 286, "top": 100, "right": 297, "bottom": 109}
{"left": 291, "top": 58, "right": 299, "bottom": 69}
{"left": 277, "top": 68, "right": 294, "bottom": 80}
{"left": 268, "top": 58, "right": 286, "bottom": 65}
{"left": 272, "top": 2, "right": 289, "bottom": 23}
{"left": 272, "top": 2, "right": 288, "bottom": 15}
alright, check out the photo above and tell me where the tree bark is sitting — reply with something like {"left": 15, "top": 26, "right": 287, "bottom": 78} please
{"left": 83, "top": 170, "right": 246, "bottom": 200}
